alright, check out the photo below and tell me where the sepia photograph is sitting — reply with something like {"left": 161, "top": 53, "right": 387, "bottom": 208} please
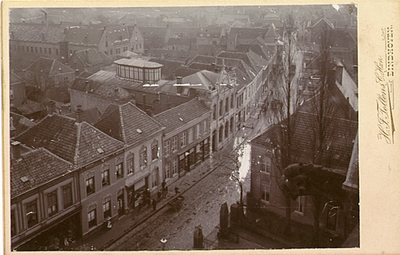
{"left": 2, "top": 1, "right": 398, "bottom": 254}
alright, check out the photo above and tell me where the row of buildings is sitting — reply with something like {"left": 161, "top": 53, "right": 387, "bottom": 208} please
{"left": 9, "top": 34, "right": 277, "bottom": 252}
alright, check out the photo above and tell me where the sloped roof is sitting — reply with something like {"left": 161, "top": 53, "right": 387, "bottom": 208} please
{"left": 103, "top": 26, "right": 130, "bottom": 46}
{"left": 10, "top": 112, "right": 35, "bottom": 137}
{"left": 10, "top": 23, "right": 65, "bottom": 43}
{"left": 67, "top": 107, "right": 102, "bottom": 125}
{"left": 148, "top": 58, "right": 184, "bottom": 79}
{"left": 10, "top": 72, "right": 24, "bottom": 85}
{"left": 11, "top": 148, "right": 74, "bottom": 198}
{"left": 95, "top": 102, "right": 164, "bottom": 146}
{"left": 15, "top": 114, "right": 124, "bottom": 167}
{"left": 252, "top": 111, "right": 358, "bottom": 170}
{"left": 25, "top": 57, "right": 74, "bottom": 75}
{"left": 165, "top": 66, "right": 202, "bottom": 80}
{"left": 71, "top": 77, "right": 132, "bottom": 102}
{"left": 154, "top": 98, "right": 210, "bottom": 134}
{"left": 167, "top": 37, "right": 193, "bottom": 46}
{"left": 181, "top": 70, "right": 222, "bottom": 90}
{"left": 68, "top": 48, "right": 113, "bottom": 69}
{"left": 228, "top": 27, "right": 268, "bottom": 41}
{"left": 64, "top": 27, "right": 104, "bottom": 46}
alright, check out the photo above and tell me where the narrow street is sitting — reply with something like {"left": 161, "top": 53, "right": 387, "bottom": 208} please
{"left": 108, "top": 112, "right": 267, "bottom": 251}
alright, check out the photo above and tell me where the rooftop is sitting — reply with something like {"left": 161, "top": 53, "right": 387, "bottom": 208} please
{"left": 154, "top": 98, "right": 210, "bottom": 134}
{"left": 25, "top": 57, "right": 74, "bottom": 75}
{"left": 10, "top": 23, "right": 65, "bottom": 43}
{"left": 11, "top": 147, "right": 74, "bottom": 198}
{"left": 95, "top": 102, "right": 164, "bottom": 146}
{"left": 114, "top": 58, "right": 163, "bottom": 68}
{"left": 15, "top": 114, "right": 124, "bottom": 167}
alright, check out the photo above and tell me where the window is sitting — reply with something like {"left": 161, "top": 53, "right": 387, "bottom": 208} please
{"left": 219, "top": 100, "right": 223, "bottom": 117}
{"left": 86, "top": 175, "right": 95, "bottom": 196}
{"left": 140, "top": 146, "right": 148, "bottom": 169}
{"left": 231, "top": 94, "right": 234, "bottom": 108}
{"left": 165, "top": 161, "right": 171, "bottom": 179}
{"left": 180, "top": 132, "right": 186, "bottom": 147}
{"left": 164, "top": 140, "right": 170, "bottom": 156}
{"left": 31, "top": 46, "right": 33, "bottom": 53}
{"left": 55, "top": 49, "right": 59, "bottom": 55}
{"left": 172, "top": 158, "right": 178, "bottom": 175}
{"left": 26, "top": 200, "right": 38, "bottom": 228}
{"left": 63, "top": 183, "right": 73, "bottom": 209}
{"left": 151, "top": 141, "right": 159, "bottom": 161}
{"left": 11, "top": 210, "right": 16, "bottom": 237}
{"left": 116, "top": 163, "right": 123, "bottom": 179}
{"left": 127, "top": 154, "right": 134, "bottom": 174}
{"left": 261, "top": 184, "right": 270, "bottom": 202}
{"left": 219, "top": 125, "right": 224, "bottom": 143}
{"left": 188, "top": 128, "right": 194, "bottom": 144}
{"left": 325, "top": 203, "right": 339, "bottom": 231}
{"left": 230, "top": 117, "right": 234, "bottom": 133}
{"left": 196, "top": 124, "right": 201, "bottom": 139}
{"left": 171, "top": 136, "right": 178, "bottom": 152}
{"left": 110, "top": 49, "right": 113, "bottom": 55}
{"left": 88, "top": 206, "right": 96, "bottom": 228}
{"left": 102, "top": 168, "right": 110, "bottom": 187}
{"left": 103, "top": 197, "right": 111, "bottom": 218}
{"left": 293, "top": 196, "right": 305, "bottom": 214}
{"left": 225, "top": 122, "right": 229, "bottom": 138}
{"left": 49, "top": 48, "right": 52, "bottom": 54}
{"left": 152, "top": 168, "right": 158, "bottom": 187}
{"left": 47, "top": 191, "right": 58, "bottom": 217}
{"left": 225, "top": 97, "right": 229, "bottom": 113}
{"left": 212, "top": 105, "right": 216, "bottom": 120}
{"left": 204, "top": 120, "right": 208, "bottom": 135}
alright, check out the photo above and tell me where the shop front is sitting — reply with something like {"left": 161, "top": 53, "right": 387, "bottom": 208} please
{"left": 126, "top": 176, "right": 149, "bottom": 212}
{"left": 15, "top": 210, "right": 81, "bottom": 251}
{"left": 178, "top": 138, "right": 210, "bottom": 175}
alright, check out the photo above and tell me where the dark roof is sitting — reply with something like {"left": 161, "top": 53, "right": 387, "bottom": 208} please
{"left": 148, "top": 58, "right": 184, "bottom": 79}
{"left": 154, "top": 98, "right": 210, "bottom": 134}
{"left": 15, "top": 114, "right": 124, "bottom": 167}
{"left": 64, "top": 27, "right": 104, "bottom": 46}
{"left": 11, "top": 148, "right": 74, "bottom": 198}
{"left": 71, "top": 77, "right": 132, "bottom": 102}
{"left": 25, "top": 57, "right": 74, "bottom": 75}
{"left": 10, "top": 112, "right": 35, "bottom": 138}
{"left": 165, "top": 66, "right": 202, "bottom": 80}
{"left": 252, "top": 111, "right": 358, "bottom": 170}
{"left": 66, "top": 107, "right": 102, "bottom": 125}
{"left": 167, "top": 37, "right": 193, "bottom": 46}
{"left": 10, "top": 23, "right": 65, "bottom": 43}
{"left": 95, "top": 102, "right": 164, "bottom": 146}
{"left": 103, "top": 26, "right": 130, "bottom": 46}
{"left": 67, "top": 48, "right": 113, "bottom": 69}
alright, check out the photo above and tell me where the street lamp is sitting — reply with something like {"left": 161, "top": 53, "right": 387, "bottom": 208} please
{"left": 160, "top": 238, "right": 167, "bottom": 251}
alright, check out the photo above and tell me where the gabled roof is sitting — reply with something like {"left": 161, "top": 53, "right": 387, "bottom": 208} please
{"left": 15, "top": 114, "right": 124, "bottom": 167}
{"left": 64, "top": 27, "right": 104, "bottom": 46}
{"left": 95, "top": 102, "right": 164, "bottom": 146}
{"left": 251, "top": 111, "right": 358, "bottom": 171}
{"left": 11, "top": 148, "right": 74, "bottom": 198}
{"left": 70, "top": 77, "right": 132, "bottom": 102}
{"left": 181, "top": 70, "right": 222, "bottom": 90}
{"left": 309, "top": 17, "right": 335, "bottom": 30}
{"left": 103, "top": 26, "right": 130, "bottom": 46}
{"left": 154, "top": 98, "right": 210, "bottom": 134}
{"left": 25, "top": 57, "right": 74, "bottom": 75}
{"left": 10, "top": 23, "right": 65, "bottom": 43}
{"left": 68, "top": 48, "right": 113, "bottom": 69}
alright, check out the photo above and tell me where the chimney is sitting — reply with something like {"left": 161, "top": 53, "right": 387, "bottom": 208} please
{"left": 76, "top": 105, "right": 84, "bottom": 123}
{"left": 11, "top": 141, "right": 21, "bottom": 160}
{"left": 176, "top": 76, "right": 182, "bottom": 84}
{"left": 47, "top": 100, "right": 56, "bottom": 115}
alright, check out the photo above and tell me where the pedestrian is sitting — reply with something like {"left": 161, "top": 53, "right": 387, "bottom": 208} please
{"left": 175, "top": 187, "right": 179, "bottom": 195}
{"left": 162, "top": 179, "right": 166, "bottom": 190}
{"left": 152, "top": 199, "right": 157, "bottom": 211}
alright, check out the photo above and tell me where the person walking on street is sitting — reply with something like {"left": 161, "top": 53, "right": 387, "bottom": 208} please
{"left": 152, "top": 199, "right": 157, "bottom": 211}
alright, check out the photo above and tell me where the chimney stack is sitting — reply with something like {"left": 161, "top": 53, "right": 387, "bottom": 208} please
{"left": 176, "top": 76, "right": 182, "bottom": 84}
{"left": 76, "top": 105, "right": 84, "bottom": 123}
{"left": 47, "top": 100, "right": 56, "bottom": 115}
{"left": 11, "top": 141, "right": 21, "bottom": 160}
